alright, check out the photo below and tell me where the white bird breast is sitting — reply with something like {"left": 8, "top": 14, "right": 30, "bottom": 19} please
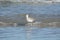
{"left": 27, "top": 18, "right": 34, "bottom": 22}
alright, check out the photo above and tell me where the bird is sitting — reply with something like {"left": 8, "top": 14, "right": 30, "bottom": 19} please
{"left": 26, "top": 14, "right": 35, "bottom": 23}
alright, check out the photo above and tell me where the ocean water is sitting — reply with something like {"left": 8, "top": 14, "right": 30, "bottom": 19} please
{"left": 0, "top": 3, "right": 60, "bottom": 16}
{"left": 0, "top": 26, "right": 60, "bottom": 40}
{"left": 0, "top": 3, "right": 60, "bottom": 40}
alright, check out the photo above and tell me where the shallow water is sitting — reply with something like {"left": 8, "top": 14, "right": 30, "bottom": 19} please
{"left": 0, "top": 26, "right": 60, "bottom": 40}
{"left": 0, "top": 3, "right": 60, "bottom": 40}
{"left": 0, "top": 3, "right": 60, "bottom": 16}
